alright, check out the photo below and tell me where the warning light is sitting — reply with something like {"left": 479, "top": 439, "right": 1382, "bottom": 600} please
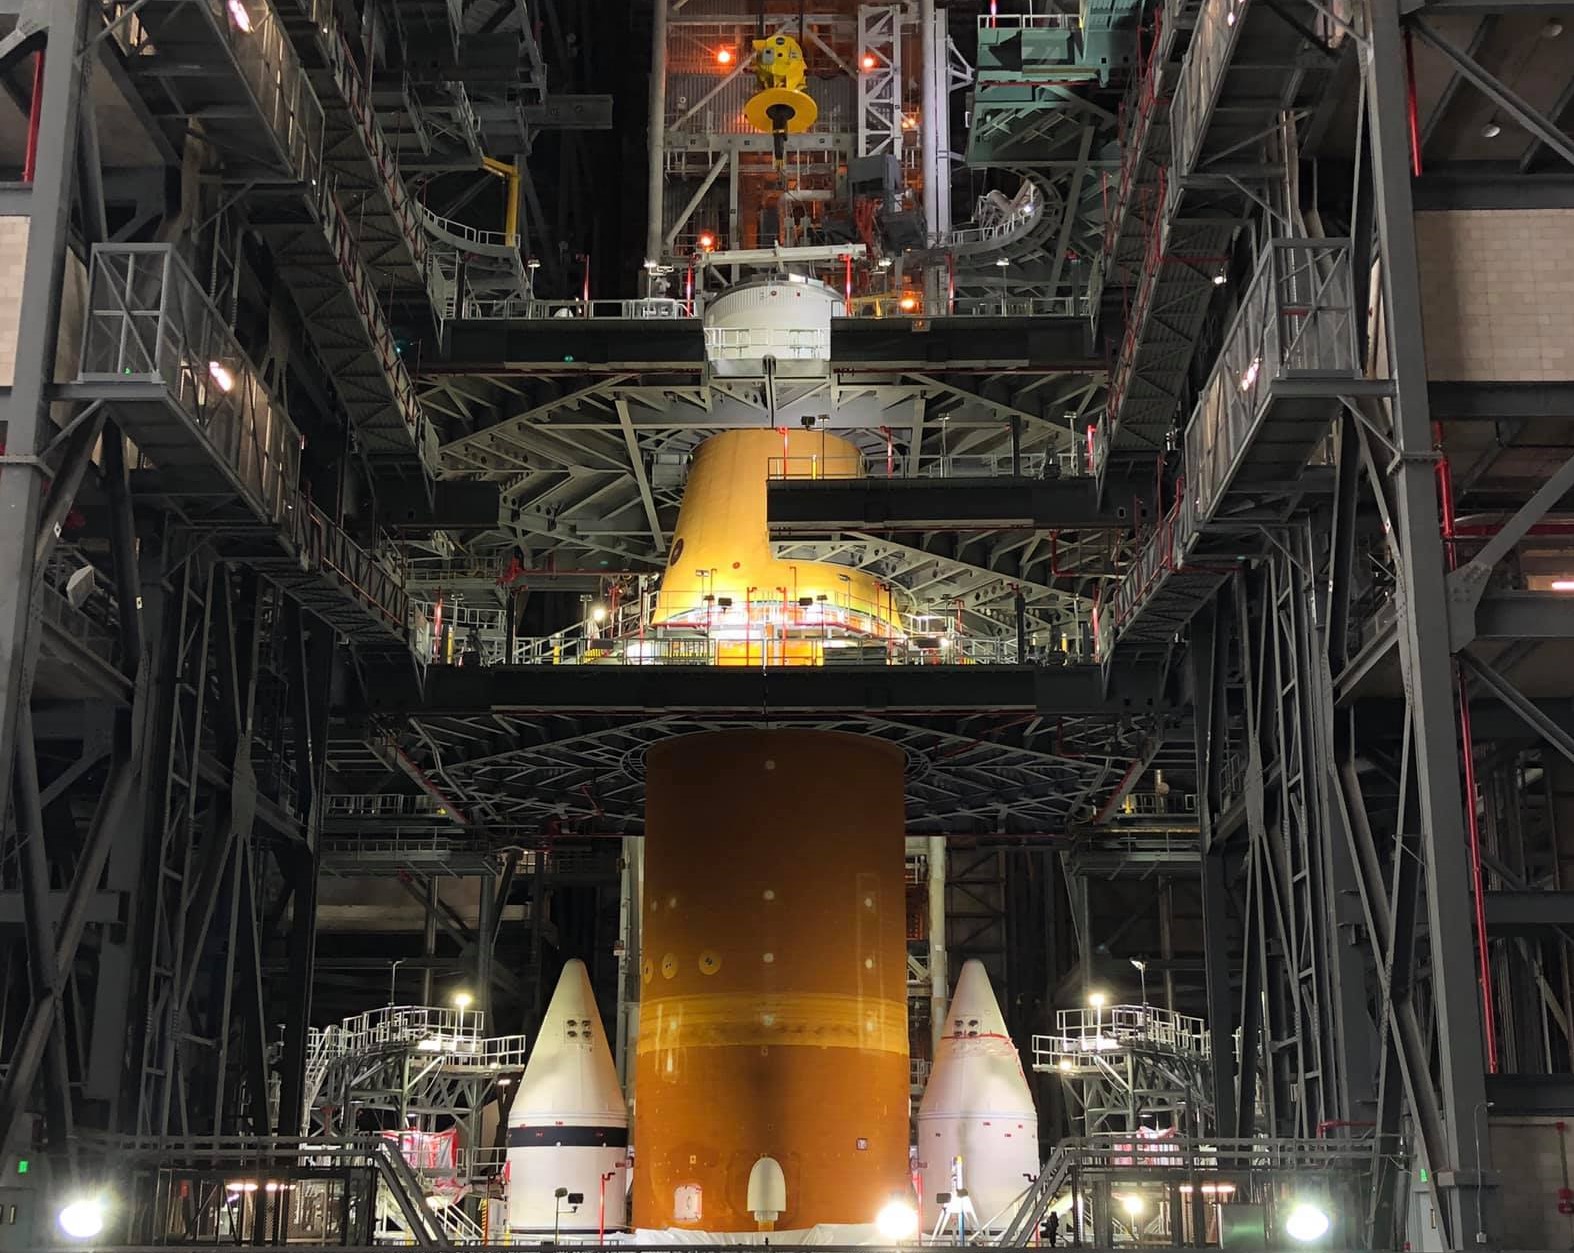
{"left": 716, "top": 47, "right": 734, "bottom": 65}
{"left": 898, "top": 294, "right": 918, "bottom": 312}
{"left": 697, "top": 233, "right": 716, "bottom": 251}
{"left": 861, "top": 52, "right": 877, "bottom": 70}
{"left": 16, "top": 1160, "right": 27, "bottom": 1174}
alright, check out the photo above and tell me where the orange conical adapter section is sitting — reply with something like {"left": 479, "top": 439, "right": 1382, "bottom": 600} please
{"left": 652, "top": 429, "right": 899, "bottom": 661}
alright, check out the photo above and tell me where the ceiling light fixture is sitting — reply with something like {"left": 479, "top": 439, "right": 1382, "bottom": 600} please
{"left": 1482, "top": 120, "right": 1502, "bottom": 138}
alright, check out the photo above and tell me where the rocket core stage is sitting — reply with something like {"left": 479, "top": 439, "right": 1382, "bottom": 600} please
{"left": 632, "top": 730, "right": 911, "bottom": 1232}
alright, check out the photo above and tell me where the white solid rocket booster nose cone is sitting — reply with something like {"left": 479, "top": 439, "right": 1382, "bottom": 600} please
{"left": 944, "top": 958, "right": 1012, "bottom": 1038}
{"left": 506, "top": 959, "right": 629, "bottom": 1232}
{"left": 916, "top": 960, "right": 1039, "bottom": 1231}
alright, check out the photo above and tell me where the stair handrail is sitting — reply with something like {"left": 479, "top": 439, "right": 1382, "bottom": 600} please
{"left": 995, "top": 1146, "right": 1072, "bottom": 1246}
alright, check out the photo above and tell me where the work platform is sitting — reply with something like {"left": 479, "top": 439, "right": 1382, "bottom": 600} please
{"left": 70, "top": 245, "right": 422, "bottom": 659}
{"left": 354, "top": 659, "right": 1173, "bottom": 716}
{"left": 103, "top": 0, "right": 439, "bottom": 477}
{"left": 1095, "top": 0, "right": 1336, "bottom": 471}
{"left": 767, "top": 472, "right": 1147, "bottom": 532}
{"left": 438, "top": 310, "right": 1103, "bottom": 374}
{"left": 1035, "top": 1004, "right": 1214, "bottom": 1135}
{"left": 1100, "top": 239, "right": 1369, "bottom": 658}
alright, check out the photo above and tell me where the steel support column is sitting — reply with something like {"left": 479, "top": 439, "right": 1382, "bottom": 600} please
{"left": 645, "top": 0, "right": 668, "bottom": 262}
{"left": 1191, "top": 599, "right": 1240, "bottom": 1138}
{"left": 0, "top": 0, "right": 90, "bottom": 841}
{"left": 1366, "top": 0, "right": 1497, "bottom": 1238}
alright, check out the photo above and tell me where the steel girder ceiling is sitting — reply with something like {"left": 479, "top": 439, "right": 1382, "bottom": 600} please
{"left": 330, "top": 710, "right": 1174, "bottom": 837}
{"left": 411, "top": 370, "right": 1112, "bottom": 615}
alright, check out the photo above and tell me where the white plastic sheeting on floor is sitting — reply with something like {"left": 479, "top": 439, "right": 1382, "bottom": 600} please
{"left": 627, "top": 1224, "right": 885, "bottom": 1245}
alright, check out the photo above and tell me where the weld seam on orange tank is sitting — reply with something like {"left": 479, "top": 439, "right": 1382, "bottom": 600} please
{"left": 637, "top": 993, "right": 907, "bottom": 1055}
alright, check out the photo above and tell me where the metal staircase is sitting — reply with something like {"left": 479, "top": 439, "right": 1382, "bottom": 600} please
{"left": 273, "top": 0, "right": 438, "bottom": 303}
{"left": 994, "top": 1147, "right": 1072, "bottom": 1246}
{"left": 944, "top": 173, "right": 1078, "bottom": 310}
{"left": 254, "top": 187, "right": 438, "bottom": 474}
{"left": 418, "top": 203, "right": 530, "bottom": 319}
{"left": 1101, "top": 0, "right": 1200, "bottom": 292}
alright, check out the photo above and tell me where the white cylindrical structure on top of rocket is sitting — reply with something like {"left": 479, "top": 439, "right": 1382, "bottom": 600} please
{"left": 915, "top": 959, "right": 1039, "bottom": 1230}
{"left": 506, "top": 959, "right": 629, "bottom": 1232}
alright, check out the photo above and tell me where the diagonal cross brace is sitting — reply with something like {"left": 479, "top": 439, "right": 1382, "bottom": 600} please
{"left": 1411, "top": 18, "right": 1574, "bottom": 172}
{"left": 1459, "top": 650, "right": 1574, "bottom": 767}
{"left": 1447, "top": 444, "right": 1574, "bottom": 649}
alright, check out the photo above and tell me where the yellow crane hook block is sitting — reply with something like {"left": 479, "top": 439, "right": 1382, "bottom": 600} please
{"left": 744, "top": 33, "right": 818, "bottom": 168}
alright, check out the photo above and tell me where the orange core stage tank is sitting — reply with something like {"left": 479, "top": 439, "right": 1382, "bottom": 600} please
{"left": 633, "top": 730, "right": 911, "bottom": 1232}
{"left": 651, "top": 428, "right": 899, "bottom": 662}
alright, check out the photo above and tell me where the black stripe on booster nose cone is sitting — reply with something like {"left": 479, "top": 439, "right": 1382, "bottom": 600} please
{"left": 506, "top": 1125, "right": 629, "bottom": 1148}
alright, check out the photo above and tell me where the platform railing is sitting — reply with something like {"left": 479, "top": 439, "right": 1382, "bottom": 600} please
{"left": 102, "top": 0, "right": 325, "bottom": 195}
{"left": 1170, "top": 0, "right": 1248, "bottom": 177}
{"left": 286, "top": 500, "right": 414, "bottom": 638}
{"left": 326, "top": 1005, "right": 528, "bottom": 1069}
{"left": 978, "top": 11, "right": 1080, "bottom": 30}
{"left": 299, "top": 0, "right": 436, "bottom": 288}
{"left": 77, "top": 1135, "right": 450, "bottom": 1249}
{"left": 1183, "top": 239, "right": 1356, "bottom": 522}
{"left": 79, "top": 245, "right": 419, "bottom": 645}
{"left": 1107, "top": 494, "right": 1184, "bottom": 639}
{"left": 79, "top": 245, "right": 302, "bottom": 528}
{"left": 705, "top": 325, "right": 829, "bottom": 361}
{"left": 416, "top": 202, "right": 518, "bottom": 252}
{"left": 1104, "top": 171, "right": 1177, "bottom": 438}
{"left": 1103, "top": 0, "right": 1167, "bottom": 260}
{"left": 767, "top": 450, "right": 1089, "bottom": 480}
{"left": 951, "top": 294, "right": 1087, "bottom": 318}
{"left": 501, "top": 631, "right": 1093, "bottom": 668}
{"left": 325, "top": 793, "right": 449, "bottom": 819}
{"left": 946, "top": 180, "right": 1043, "bottom": 251}
{"left": 1089, "top": 408, "right": 1112, "bottom": 481}
{"left": 1033, "top": 1004, "right": 1211, "bottom": 1067}
{"left": 462, "top": 295, "right": 695, "bottom": 320}
{"left": 320, "top": 190, "right": 435, "bottom": 466}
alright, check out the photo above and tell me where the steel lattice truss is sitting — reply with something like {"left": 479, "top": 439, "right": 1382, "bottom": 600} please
{"left": 334, "top": 710, "right": 1166, "bottom": 837}
{"left": 411, "top": 372, "right": 1111, "bottom": 614}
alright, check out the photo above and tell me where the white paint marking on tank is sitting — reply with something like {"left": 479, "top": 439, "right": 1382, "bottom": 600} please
{"left": 668, "top": 895, "right": 678, "bottom": 908}
{"left": 763, "top": 952, "right": 775, "bottom": 963}
{"left": 864, "top": 957, "right": 875, "bottom": 969}
{"left": 762, "top": 888, "right": 776, "bottom": 901}
{"left": 864, "top": 896, "right": 875, "bottom": 908}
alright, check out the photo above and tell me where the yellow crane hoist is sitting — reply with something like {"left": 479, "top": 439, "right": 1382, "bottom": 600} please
{"left": 743, "top": 33, "right": 818, "bottom": 173}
